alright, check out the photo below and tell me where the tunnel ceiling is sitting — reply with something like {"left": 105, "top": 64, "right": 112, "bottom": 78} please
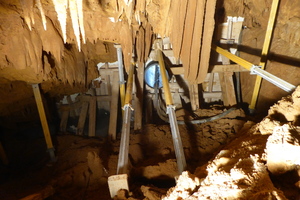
{"left": 1, "top": 0, "right": 300, "bottom": 120}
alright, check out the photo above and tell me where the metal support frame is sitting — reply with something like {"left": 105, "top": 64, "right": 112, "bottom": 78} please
{"left": 115, "top": 44, "right": 126, "bottom": 116}
{"left": 108, "top": 63, "right": 134, "bottom": 198}
{"left": 156, "top": 47, "right": 187, "bottom": 174}
{"left": 249, "top": 0, "right": 280, "bottom": 111}
{"left": 117, "top": 63, "right": 135, "bottom": 174}
{"left": 32, "top": 84, "right": 56, "bottom": 162}
{"left": 250, "top": 65, "right": 295, "bottom": 92}
{"left": 213, "top": 45, "right": 296, "bottom": 93}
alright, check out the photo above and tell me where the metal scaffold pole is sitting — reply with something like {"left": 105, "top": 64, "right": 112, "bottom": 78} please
{"left": 156, "top": 47, "right": 187, "bottom": 174}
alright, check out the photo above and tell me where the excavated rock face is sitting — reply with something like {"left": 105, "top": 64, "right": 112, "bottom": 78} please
{"left": 0, "top": 1, "right": 118, "bottom": 123}
{"left": 0, "top": 0, "right": 151, "bottom": 123}
{"left": 1, "top": 0, "right": 300, "bottom": 123}
{"left": 221, "top": 0, "right": 300, "bottom": 112}
{"left": 161, "top": 86, "right": 300, "bottom": 200}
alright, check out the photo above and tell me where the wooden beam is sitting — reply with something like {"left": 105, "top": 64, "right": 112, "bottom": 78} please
{"left": 88, "top": 96, "right": 97, "bottom": 137}
{"left": 108, "top": 71, "right": 120, "bottom": 140}
{"left": 188, "top": 0, "right": 205, "bottom": 82}
{"left": 170, "top": 67, "right": 185, "bottom": 75}
{"left": 80, "top": 95, "right": 112, "bottom": 102}
{"left": 134, "top": 64, "right": 144, "bottom": 130}
{"left": 188, "top": 83, "right": 199, "bottom": 111}
{"left": 77, "top": 101, "right": 89, "bottom": 135}
{"left": 145, "top": 95, "right": 153, "bottom": 123}
{"left": 19, "top": 185, "right": 54, "bottom": 200}
{"left": 211, "top": 64, "right": 248, "bottom": 73}
{"left": 196, "top": 0, "right": 217, "bottom": 83}
{"left": 180, "top": 0, "right": 197, "bottom": 79}
{"left": 218, "top": 73, "right": 228, "bottom": 105}
{"left": 59, "top": 110, "right": 69, "bottom": 133}
{"left": 67, "top": 96, "right": 76, "bottom": 117}
{"left": 206, "top": 73, "right": 214, "bottom": 103}
{"left": 203, "top": 91, "right": 222, "bottom": 99}
{"left": 219, "top": 55, "right": 237, "bottom": 106}
{"left": 223, "top": 72, "right": 237, "bottom": 106}
{"left": 170, "top": 64, "right": 248, "bottom": 75}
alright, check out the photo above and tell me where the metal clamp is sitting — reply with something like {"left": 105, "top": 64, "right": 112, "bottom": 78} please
{"left": 250, "top": 65, "right": 296, "bottom": 93}
{"left": 250, "top": 65, "right": 261, "bottom": 75}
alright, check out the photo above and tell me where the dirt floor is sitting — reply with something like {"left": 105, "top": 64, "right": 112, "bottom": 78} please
{"left": 1, "top": 87, "right": 300, "bottom": 199}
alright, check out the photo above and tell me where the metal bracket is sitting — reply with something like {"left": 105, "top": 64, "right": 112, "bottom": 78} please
{"left": 250, "top": 65, "right": 261, "bottom": 75}
{"left": 250, "top": 65, "right": 296, "bottom": 93}
{"left": 122, "top": 103, "right": 134, "bottom": 111}
{"left": 166, "top": 104, "right": 176, "bottom": 114}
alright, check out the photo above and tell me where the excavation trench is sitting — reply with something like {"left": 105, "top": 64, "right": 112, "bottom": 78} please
{"left": 0, "top": 107, "right": 246, "bottom": 200}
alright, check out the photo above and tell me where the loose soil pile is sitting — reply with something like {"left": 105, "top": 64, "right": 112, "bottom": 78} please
{"left": 2, "top": 87, "right": 300, "bottom": 199}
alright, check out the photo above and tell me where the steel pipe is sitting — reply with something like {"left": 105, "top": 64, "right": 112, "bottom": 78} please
{"left": 250, "top": 65, "right": 296, "bottom": 93}
{"left": 167, "top": 106, "right": 186, "bottom": 173}
{"left": 116, "top": 63, "right": 135, "bottom": 175}
{"left": 156, "top": 48, "right": 187, "bottom": 174}
{"left": 213, "top": 45, "right": 296, "bottom": 93}
{"left": 117, "top": 105, "right": 132, "bottom": 174}
{"left": 115, "top": 44, "right": 126, "bottom": 109}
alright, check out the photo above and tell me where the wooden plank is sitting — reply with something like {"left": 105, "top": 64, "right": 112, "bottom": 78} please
{"left": 169, "top": 0, "right": 188, "bottom": 59}
{"left": 80, "top": 95, "right": 111, "bottom": 102}
{"left": 188, "top": 84, "right": 199, "bottom": 111}
{"left": 67, "top": 96, "right": 76, "bottom": 117}
{"left": 19, "top": 185, "right": 54, "bottom": 200}
{"left": 196, "top": 0, "right": 217, "bottom": 83}
{"left": 88, "top": 96, "right": 97, "bottom": 137}
{"left": 169, "top": 64, "right": 248, "bottom": 75}
{"left": 206, "top": 73, "right": 214, "bottom": 103}
{"left": 59, "top": 110, "right": 69, "bottom": 133}
{"left": 145, "top": 95, "right": 153, "bottom": 124}
{"left": 203, "top": 92, "right": 223, "bottom": 99}
{"left": 219, "top": 54, "right": 237, "bottom": 106}
{"left": 144, "top": 22, "right": 152, "bottom": 63}
{"left": 180, "top": 0, "right": 197, "bottom": 79}
{"left": 211, "top": 64, "right": 248, "bottom": 72}
{"left": 224, "top": 72, "right": 237, "bottom": 106}
{"left": 188, "top": 0, "right": 205, "bottom": 82}
{"left": 134, "top": 64, "right": 144, "bottom": 130}
{"left": 108, "top": 71, "right": 120, "bottom": 140}
{"left": 136, "top": 26, "right": 145, "bottom": 64}
{"left": 218, "top": 73, "right": 228, "bottom": 105}
{"left": 219, "top": 55, "right": 229, "bottom": 106}
{"left": 169, "top": 66, "right": 186, "bottom": 75}
{"left": 77, "top": 100, "right": 89, "bottom": 135}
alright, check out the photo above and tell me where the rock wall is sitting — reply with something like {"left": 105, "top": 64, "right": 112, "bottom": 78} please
{"left": 221, "top": 0, "right": 300, "bottom": 112}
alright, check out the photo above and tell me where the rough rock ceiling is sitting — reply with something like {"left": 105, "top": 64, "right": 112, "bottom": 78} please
{"left": 0, "top": 0, "right": 217, "bottom": 119}
{"left": 0, "top": 0, "right": 217, "bottom": 83}
{"left": 1, "top": 0, "right": 300, "bottom": 120}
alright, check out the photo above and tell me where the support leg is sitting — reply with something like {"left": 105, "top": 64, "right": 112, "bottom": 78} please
{"left": 32, "top": 84, "right": 56, "bottom": 162}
